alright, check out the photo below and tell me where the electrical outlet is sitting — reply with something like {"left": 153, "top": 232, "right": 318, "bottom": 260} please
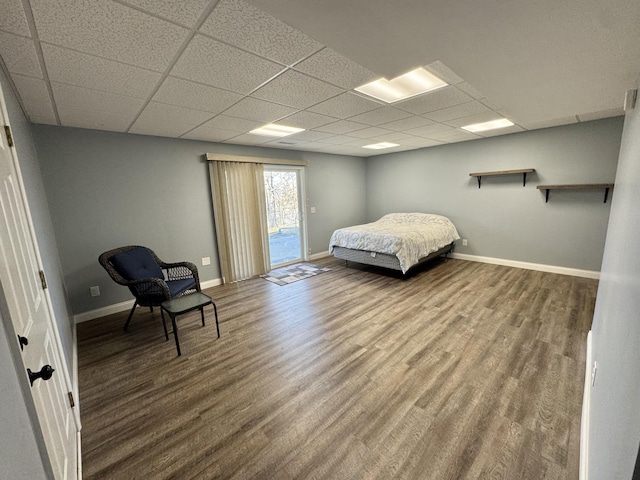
{"left": 90, "top": 286, "right": 100, "bottom": 297}
{"left": 202, "top": 257, "right": 211, "bottom": 266}
{"left": 310, "top": 206, "right": 316, "bottom": 214}
{"left": 462, "top": 239, "right": 468, "bottom": 246}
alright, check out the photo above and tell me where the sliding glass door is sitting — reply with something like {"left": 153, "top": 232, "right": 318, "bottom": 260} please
{"left": 264, "top": 166, "right": 307, "bottom": 268}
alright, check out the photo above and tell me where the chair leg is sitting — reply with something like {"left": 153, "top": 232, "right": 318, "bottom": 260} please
{"left": 123, "top": 301, "right": 138, "bottom": 331}
{"left": 160, "top": 309, "right": 169, "bottom": 341}
{"left": 212, "top": 302, "right": 220, "bottom": 338}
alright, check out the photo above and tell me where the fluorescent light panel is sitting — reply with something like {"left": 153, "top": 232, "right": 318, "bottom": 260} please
{"left": 249, "top": 124, "right": 304, "bottom": 137}
{"left": 461, "top": 118, "right": 514, "bottom": 133}
{"left": 355, "top": 67, "right": 448, "bottom": 103}
{"left": 362, "top": 142, "right": 400, "bottom": 150}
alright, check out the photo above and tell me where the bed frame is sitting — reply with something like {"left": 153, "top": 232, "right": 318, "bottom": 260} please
{"left": 332, "top": 242, "right": 455, "bottom": 274}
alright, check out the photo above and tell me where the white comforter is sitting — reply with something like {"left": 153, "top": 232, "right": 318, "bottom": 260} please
{"left": 329, "top": 213, "right": 460, "bottom": 273}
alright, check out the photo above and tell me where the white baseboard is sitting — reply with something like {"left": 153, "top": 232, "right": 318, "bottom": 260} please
{"left": 74, "top": 278, "right": 223, "bottom": 324}
{"left": 309, "top": 251, "right": 331, "bottom": 261}
{"left": 580, "top": 330, "right": 593, "bottom": 480}
{"left": 450, "top": 253, "right": 600, "bottom": 279}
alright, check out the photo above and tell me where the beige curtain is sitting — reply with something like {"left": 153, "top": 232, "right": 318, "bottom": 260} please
{"left": 209, "top": 161, "right": 270, "bottom": 283}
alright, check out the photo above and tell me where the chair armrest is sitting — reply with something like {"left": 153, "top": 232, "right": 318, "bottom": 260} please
{"left": 161, "top": 261, "right": 201, "bottom": 289}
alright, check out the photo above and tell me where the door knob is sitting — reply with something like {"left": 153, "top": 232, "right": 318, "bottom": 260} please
{"left": 27, "top": 365, "right": 55, "bottom": 387}
{"left": 17, "top": 335, "right": 28, "bottom": 351}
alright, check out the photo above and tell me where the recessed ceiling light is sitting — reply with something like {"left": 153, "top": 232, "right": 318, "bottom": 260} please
{"left": 461, "top": 118, "right": 515, "bottom": 133}
{"left": 362, "top": 142, "right": 400, "bottom": 150}
{"left": 249, "top": 124, "right": 305, "bottom": 137}
{"left": 354, "top": 67, "right": 448, "bottom": 103}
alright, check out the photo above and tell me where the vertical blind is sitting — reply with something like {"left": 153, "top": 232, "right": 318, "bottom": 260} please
{"left": 206, "top": 154, "right": 308, "bottom": 284}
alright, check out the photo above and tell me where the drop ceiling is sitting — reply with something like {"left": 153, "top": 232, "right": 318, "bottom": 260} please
{"left": 0, "top": 0, "right": 638, "bottom": 157}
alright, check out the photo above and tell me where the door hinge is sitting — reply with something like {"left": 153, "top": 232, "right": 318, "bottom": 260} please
{"left": 4, "top": 126, "right": 14, "bottom": 147}
{"left": 39, "top": 270, "right": 47, "bottom": 290}
{"left": 68, "top": 391, "right": 75, "bottom": 408}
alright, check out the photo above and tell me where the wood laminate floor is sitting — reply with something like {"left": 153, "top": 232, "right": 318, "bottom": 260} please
{"left": 77, "top": 257, "right": 596, "bottom": 479}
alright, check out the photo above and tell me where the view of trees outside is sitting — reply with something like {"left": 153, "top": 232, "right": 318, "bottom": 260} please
{"left": 264, "top": 170, "right": 301, "bottom": 265}
{"left": 264, "top": 170, "right": 299, "bottom": 233}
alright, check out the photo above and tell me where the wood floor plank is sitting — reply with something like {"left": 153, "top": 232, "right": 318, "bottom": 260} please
{"left": 78, "top": 258, "right": 595, "bottom": 479}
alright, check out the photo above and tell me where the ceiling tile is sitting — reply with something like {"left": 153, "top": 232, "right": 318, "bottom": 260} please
{"left": 0, "top": 32, "right": 42, "bottom": 77}
{"left": 223, "top": 133, "right": 268, "bottom": 145}
{"left": 30, "top": 0, "right": 189, "bottom": 72}
{"left": 316, "top": 135, "right": 360, "bottom": 145}
{"left": 425, "top": 60, "right": 464, "bottom": 85}
{"left": 325, "top": 145, "right": 368, "bottom": 157}
{"left": 378, "top": 115, "right": 433, "bottom": 132}
{"left": 51, "top": 82, "right": 145, "bottom": 116}
{"left": 42, "top": 44, "right": 161, "bottom": 98}
{"left": 200, "top": 115, "right": 262, "bottom": 132}
{"left": 308, "top": 92, "right": 381, "bottom": 118}
{"left": 251, "top": 70, "right": 343, "bottom": 109}
{"left": 476, "top": 125, "right": 526, "bottom": 137}
{"left": 346, "top": 126, "right": 394, "bottom": 139}
{"left": 456, "top": 82, "right": 486, "bottom": 100}
{"left": 395, "top": 86, "right": 473, "bottom": 115}
{"left": 444, "top": 112, "right": 506, "bottom": 128}
{"left": 153, "top": 77, "right": 243, "bottom": 113}
{"left": 263, "top": 138, "right": 309, "bottom": 149}
{"left": 130, "top": 102, "right": 214, "bottom": 135}
{"left": 171, "top": 34, "right": 284, "bottom": 94}
{"left": 398, "top": 136, "right": 445, "bottom": 147}
{"left": 222, "top": 97, "right": 297, "bottom": 123}
{"left": 284, "top": 130, "right": 334, "bottom": 142}
{"left": 294, "top": 47, "right": 379, "bottom": 89}
{"left": 129, "top": 120, "right": 196, "bottom": 138}
{"left": 346, "top": 106, "right": 412, "bottom": 126}
{"left": 423, "top": 101, "right": 491, "bottom": 122}
{"left": 344, "top": 137, "right": 376, "bottom": 147}
{"left": 275, "top": 110, "right": 336, "bottom": 129}
{"left": 57, "top": 106, "right": 135, "bottom": 132}
{"left": 313, "top": 119, "right": 368, "bottom": 134}
{"left": 0, "top": 0, "right": 30, "bottom": 35}
{"left": 378, "top": 131, "right": 415, "bottom": 142}
{"left": 405, "top": 123, "right": 456, "bottom": 138}
{"left": 120, "top": 0, "right": 211, "bottom": 27}
{"left": 181, "top": 126, "right": 241, "bottom": 142}
{"left": 200, "top": 0, "right": 322, "bottom": 65}
{"left": 428, "top": 129, "right": 480, "bottom": 142}
{"left": 11, "top": 74, "right": 57, "bottom": 124}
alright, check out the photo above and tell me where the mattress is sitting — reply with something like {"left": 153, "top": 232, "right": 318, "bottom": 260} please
{"left": 329, "top": 213, "right": 460, "bottom": 273}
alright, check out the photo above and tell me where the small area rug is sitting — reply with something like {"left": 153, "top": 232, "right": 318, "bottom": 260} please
{"left": 261, "top": 263, "right": 331, "bottom": 286}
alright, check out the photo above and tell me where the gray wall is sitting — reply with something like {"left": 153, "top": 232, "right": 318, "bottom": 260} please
{"left": 32, "top": 125, "right": 367, "bottom": 315}
{"left": 588, "top": 84, "right": 640, "bottom": 478}
{"left": 366, "top": 117, "right": 623, "bottom": 271}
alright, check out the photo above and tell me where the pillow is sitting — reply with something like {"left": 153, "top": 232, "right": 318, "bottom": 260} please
{"left": 111, "top": 247, "right": 164, "bottom": 281}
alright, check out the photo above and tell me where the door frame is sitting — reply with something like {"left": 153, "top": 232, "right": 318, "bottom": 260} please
{"left": 264, "top": 165, "right": 309, "bottom": 267}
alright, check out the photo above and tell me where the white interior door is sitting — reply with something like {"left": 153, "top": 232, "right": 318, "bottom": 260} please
{"left": 0, "top": 86, "right": 78, "bottom": 478}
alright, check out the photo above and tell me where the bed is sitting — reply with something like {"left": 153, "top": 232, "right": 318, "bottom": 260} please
{"left": 329, "top": 213, "right": 460, "bottom": 274}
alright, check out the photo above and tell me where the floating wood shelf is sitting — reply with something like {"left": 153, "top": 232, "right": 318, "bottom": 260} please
{"left": 536, "top": 184, "right": 614, "bottom": 203}
{"left": 469, "top": 168, "right": 536, "bottom": 188}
